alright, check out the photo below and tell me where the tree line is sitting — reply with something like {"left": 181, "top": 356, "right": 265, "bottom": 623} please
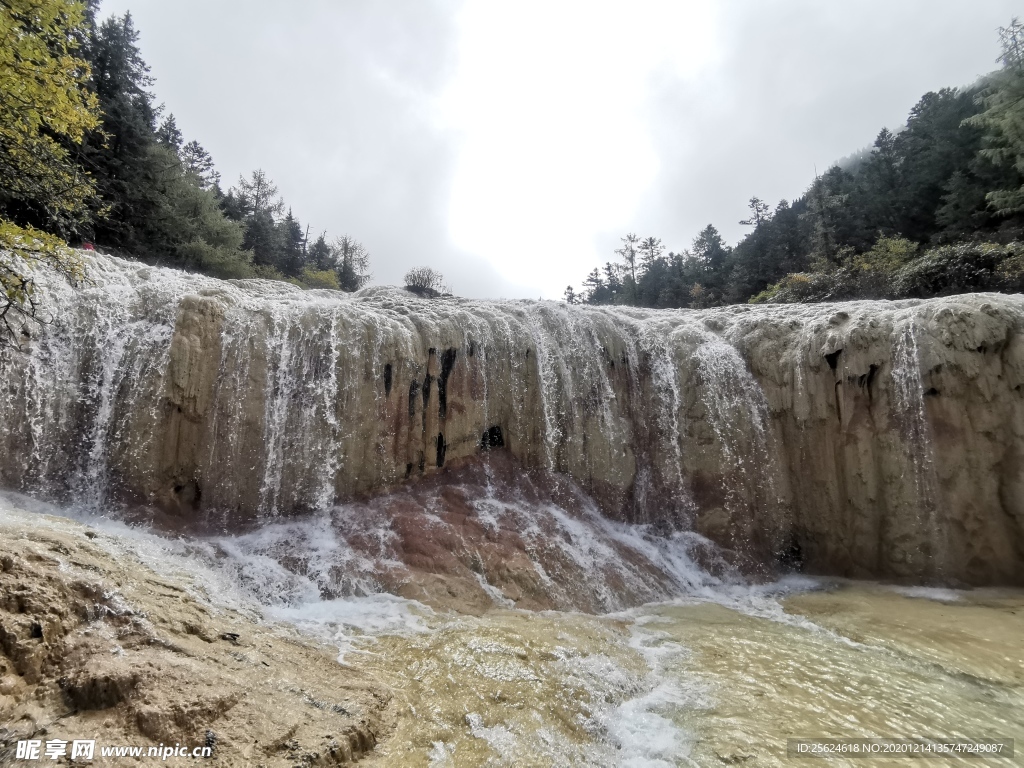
{"left": 1, "top": 0, "right": 370, "bottom": 309}
{"left": 567, "top": 19, "right": 1024, "bottom": 308}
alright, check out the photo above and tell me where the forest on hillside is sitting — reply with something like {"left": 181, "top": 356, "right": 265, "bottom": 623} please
{"left": 0, "top": 0, "right": 370, "bottom": 304}
{"left": 567, "top": 19, "right": 1024, "bottom": 308}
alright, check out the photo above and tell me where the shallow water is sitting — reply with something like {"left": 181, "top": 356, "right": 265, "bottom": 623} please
{"left": 3, "top": 494, "right": 1021, "bottom": 766}
{"left": 327, "top": 584, "right": 1023, "bottom": 767}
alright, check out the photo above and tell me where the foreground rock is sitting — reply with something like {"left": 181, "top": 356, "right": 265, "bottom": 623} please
{"left": 0, "top": 254, "right": 1022, "bottom": 585}
{"left": 0, "top": 503, "right": 392, "bottom": 766}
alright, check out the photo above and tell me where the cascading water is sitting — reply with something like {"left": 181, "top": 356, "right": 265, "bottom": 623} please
{"left": 1, "top": 251, "right": 1022, "bottom": 589}
{"left": 0, "top": 254, "right": 778, "bottom": 531}
{"left": 889, "top": 314, "right": 944, "bottom": 577}
{"left": 2, "top": 253, "right": 1024, "bottom": 766}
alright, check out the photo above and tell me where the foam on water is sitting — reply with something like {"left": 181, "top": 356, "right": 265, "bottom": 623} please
{"left": 891, "top": 585, "right": 963, "bottom": 602}
{"left": 0, "top": 486, "right": 837, "bottom": 766}
{"left": 603, "top": 623, "right": 705, "bottom": 768}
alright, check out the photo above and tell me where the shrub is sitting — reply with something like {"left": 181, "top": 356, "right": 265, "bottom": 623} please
{"left": 404, "top": 266, "right": 449, "bottom": 297}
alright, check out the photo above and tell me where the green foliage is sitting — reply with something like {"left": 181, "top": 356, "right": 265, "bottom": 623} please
{"left": 333, "top": 235, "right": 371, "bottom": 291}
{"left": 0, "top": 0, "right": 97, "bottom": 345}
{"left": 2, "top": 4, "right": 371, "bottom": 292}
{"left": 80, "top": 11, "right": 159, "bottom": 250}
{"left": 752, "top": 239, "right": 1024, "bottom": 303}
{"left": 298, "top": 267, "right": 340, "bottom": 290}
{"left": 968, "top": 18, "right": 1024, "bottom": 215}
{"left": 572, "top": 21, "right": 1024, "bottom": 309}
{"left": 143, "top": 144, "right": 251, "bottom": 278}
{"left": 894, "top": 242, "right": 1024, "bottom": 297}
{"left": 0, "top": 0, "right": 101, "bottom": 232}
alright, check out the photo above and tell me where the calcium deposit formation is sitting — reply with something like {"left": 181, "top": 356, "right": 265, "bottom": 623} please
{"left": 1, "top": 253, "right": 1022, "bottom": 588}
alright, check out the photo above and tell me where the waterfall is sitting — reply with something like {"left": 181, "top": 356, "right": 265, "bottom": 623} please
{"left": 1, "top": 252, "right": 1022, "bottom": 586}
{"left": 890, "top": 315, "right": 944, "bottom": 577}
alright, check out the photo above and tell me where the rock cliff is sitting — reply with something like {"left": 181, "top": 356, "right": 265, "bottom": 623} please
{"left": 0, "top": 254, "right": 1021, "bottom": 585}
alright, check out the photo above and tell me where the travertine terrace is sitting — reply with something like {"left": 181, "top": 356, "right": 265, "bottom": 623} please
{"left": 1, "top": 253, "right": 1022, "bottom": 585}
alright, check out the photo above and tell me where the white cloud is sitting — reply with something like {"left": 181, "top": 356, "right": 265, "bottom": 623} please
{"left": 91, "top": 0, "right": 1021, "bottom": 298}
{"left": 443, "top": 1, "right": 719, "bottom": 297}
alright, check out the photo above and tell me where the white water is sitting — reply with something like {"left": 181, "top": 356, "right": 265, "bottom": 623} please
{"left": 3, "top": 253, "right": 1020, "bottom": 764}
{"left": 1, "top": 252, "right": 982, "bottom": 589}
{"left": 8, "top": 492, "right": 1017, "bottom": 767}
{"left": 0, "top": 252, "right": 911, "bottom": 527}
{"left": 0, "top": 489, "right": 811, "bottom": 766}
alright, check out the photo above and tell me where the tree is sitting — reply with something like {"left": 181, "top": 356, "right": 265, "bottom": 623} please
{"left": 638, "top": 236, "right": 664, "bottom": 267}
{"left": 0, "top": 0, "right": 100, "bottom": 231}
{"left": 305, "top": 232, "right": 334, "bottom": 271}
{"left": 228, "top": 170, "right": 285, "bottom": 270}
{"left": 969, "top": 18, "right": 1024, "bottom": 215}
{"left": 998, "top": 16, "right": 1024, "bottom": 72}
{"left": 615, "top": 232, "right": 639, "bottom": 280}
{"left": 615, "top": 232, "right": 640, "bottom": 303}
{"left": 333, "top": 235, "right": 371, "bottom": 291}
{"left": 691, "top": 225, "right": 728, "bottom": 274}
{"left": 404, "top": 266, "right": 448, "bottom": 296}
{"left": 1, "top": 0, "right": 99, "bottom": 346}
{"left": 581, "top": 268, "right": 604, "bottom": 303}
{"left": 81, "top": 11, "right": 162, "bottom": 252}
{"left": 232, "top": 169, "right": 283, "bottom": 219}
{"left": 180, "top": 140, "right": 220, "bottom": 192}
{"left": 156, "top": 113, "right": 182, "bottom": 151}
{"left": 739, "top": 197, "right": 771, "bottom": 228}
{"left": 276, "top": 209, "right": 305, "bottom": 276}
{"left": 563, "top": 285, "right": 577, "bottom": 304}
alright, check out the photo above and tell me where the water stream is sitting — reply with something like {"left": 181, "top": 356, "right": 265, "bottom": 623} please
{"left": 1, "top": 253, "right": 1022, "bottom": 764}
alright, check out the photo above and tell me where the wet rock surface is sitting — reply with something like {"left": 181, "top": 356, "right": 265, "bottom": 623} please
{"left": 0, "top": 505, "right": 391, "bottom": 766}
{"left": 127, "top": 453, "right": 740, "bottom": 616}
{"left": 0, "top": 254, "right": 1022, "bottom": 585}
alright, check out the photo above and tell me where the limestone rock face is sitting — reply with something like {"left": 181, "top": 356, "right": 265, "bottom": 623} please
{"left": 0, "top": 502, "right": 391, "bottom": 766}
{"left": 0, "top": 254, "right": 1021, "bottom": 585}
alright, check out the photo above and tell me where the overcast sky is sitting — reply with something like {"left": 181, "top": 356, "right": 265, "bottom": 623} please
{"left": 101, "top": 0, "right": 1018, "bottom": 299}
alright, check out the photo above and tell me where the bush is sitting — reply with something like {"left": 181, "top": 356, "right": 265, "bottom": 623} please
{"left": 893, "top": 242, "right": 1024, "bottom": 297}
{"left": 404, "top": 266, "right": 449, "bottom": 297}
{"left": 752, "top": 239, "right": 1024, "bottom": 304}
{"left": 299, "top": 267, "right": 341, "bottom": 290}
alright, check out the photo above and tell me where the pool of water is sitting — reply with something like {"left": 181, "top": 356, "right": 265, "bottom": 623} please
{"left": 287, "top": 582, "right": 1024, "bottom": 767}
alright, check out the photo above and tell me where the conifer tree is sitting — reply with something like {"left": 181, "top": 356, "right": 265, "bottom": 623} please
{"left": 180, "top": 141, "right": 220, "bottom": 192}
{"left": 970, "top": 18, "right": 1024, "bottom": 214}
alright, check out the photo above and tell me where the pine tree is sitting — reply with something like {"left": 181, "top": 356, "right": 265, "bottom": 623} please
{"left": 233, "top": 169, "right": 283, "bottom": 219}
{"left": 80, "top": 11, "right": 162, "bottom": 252}
{"left": 276, "top": 209, "right": 305, "bottom": 277}
{"left": 638, "top": 236, "right": 664, "bottom": 267}
{"left": 156, "top": 114, "right": 183, "bottom": 151}
{"left": 229, "top": 170, "right": 285, "bottom": 271}
{"left": 615, "top": 233, "right": 640, "bottom": 303}
{"left": 180, "top": 141, "right": 221, "bottom": 192}
{"left": 969, "top": 18, "right": 1024, "bottom": 215}
{"left": 334, "top": 235, "right": 371, "bottom": 291}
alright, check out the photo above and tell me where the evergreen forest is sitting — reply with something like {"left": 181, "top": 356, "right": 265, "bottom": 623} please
{"left": 567, "top": 19, "right": 1024, "bottom": 307}
{"left": 0, "top": 0, "right": 370, "bottom": 319}
{"left": 3, "top": 0, "right": 1024, "bottom": 337}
